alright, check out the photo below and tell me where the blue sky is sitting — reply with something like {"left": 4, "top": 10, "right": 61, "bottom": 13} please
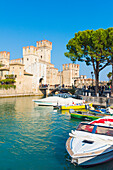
{"left": 0, "top": 0, "right": 112, "bottom": 81}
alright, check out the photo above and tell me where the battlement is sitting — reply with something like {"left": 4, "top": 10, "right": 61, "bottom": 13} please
{"left": 63, "top": 63, "right": 79, "bottom": 70}
{"left": 36, "top": 40, "right": 52, "bottom": 49}
{"left": 10, "top": 58, "right": 23, "bottom": 64}
{"left": 23, "top": 46, "right": 38, "bottom": 55}
{"left": 0, "top": 51, "right": 10, "bottom": 59}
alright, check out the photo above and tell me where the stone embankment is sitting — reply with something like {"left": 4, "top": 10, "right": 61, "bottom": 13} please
{"left": 81, "top": 95, "right": 113, "bottom": 107}
{"left": 0, "top": 88, "right": 44, "bottom": 98}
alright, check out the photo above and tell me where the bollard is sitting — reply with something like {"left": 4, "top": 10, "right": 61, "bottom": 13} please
{"left": 107, "top": 93, "right": 109, "bottom": 98}
{"left": 89, "top": 93, "right": 91, "bottom": 96}
{"left": 97, "top": 93, "right": 99, "bottom": 97}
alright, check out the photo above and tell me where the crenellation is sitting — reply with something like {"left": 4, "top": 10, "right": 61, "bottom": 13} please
{"left": 23, "top": 46, "right": 38, "bottom": 55}
{"left": 69, "top": 63, "right": 72, "bottom": 69}
{"left": 10, "top": 58, "right": 23, "bottom": 64}
{"left": 0, "top": 51, "right": 10, "bottom": 59}
{"left": 63, "top": 63, "right": 70, "bottom": 70}
{"left": 37, "top": 40, "right": 52, "bottom": 49}
{"left": 62, "top": 64, "right": 65, "bottom": 70}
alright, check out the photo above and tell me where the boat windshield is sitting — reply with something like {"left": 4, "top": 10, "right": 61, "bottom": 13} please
{"left": 95, "top": 126, "right": 113, "bottom": 136}
{"left": 77, "top": 123, "right": 113, "bottom": 136}
{"left": 77, "top": 123, "right": 94, "bottom": 133}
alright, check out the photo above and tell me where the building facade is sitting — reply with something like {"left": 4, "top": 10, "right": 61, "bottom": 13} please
{"left": 0, "top": 40, "right": 80, "bottom": 94}
{"left": 62, "top": 63, "right": 79, "bottom": 86}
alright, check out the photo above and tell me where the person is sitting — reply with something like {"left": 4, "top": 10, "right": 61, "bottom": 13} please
{"left": 106, "top": 98, "right": 110, "bottom": 107}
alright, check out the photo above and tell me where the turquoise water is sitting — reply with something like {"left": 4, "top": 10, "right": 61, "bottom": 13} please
{"left": 0, "top": 96, "right": 113, "bottom": 170}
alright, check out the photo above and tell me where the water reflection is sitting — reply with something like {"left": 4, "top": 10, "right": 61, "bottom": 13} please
{"left": 58, "top": 108, "right": 88, "bottom": 115}
{"left": 0, "top": 96, "right": 113, "bottom": 169}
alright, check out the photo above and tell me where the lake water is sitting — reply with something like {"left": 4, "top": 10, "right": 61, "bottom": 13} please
{"left": 0, "top": 96, "right": 113, "bottom": 170}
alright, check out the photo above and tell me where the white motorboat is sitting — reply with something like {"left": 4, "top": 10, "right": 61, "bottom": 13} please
{"left": 33, "top": 96, "right": 85, "bottom": 107}
{"left": 66, "top": 116, "right": 113, "bottom": 166}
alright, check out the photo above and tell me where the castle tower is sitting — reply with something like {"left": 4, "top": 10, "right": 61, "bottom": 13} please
{"left": 0, "top": 51, "right": 10, "bottom": 67}
{"left": 36, "top": 40, "right": 52, "bottom": 63}
{"left": 22, "top": 40, "right": 52, "bottom": 91}
{"left": 62, "top": 63, "right": 79, "bottom": 86}
{"left": 23, "top": 46, "right": 39, "bottom": 72}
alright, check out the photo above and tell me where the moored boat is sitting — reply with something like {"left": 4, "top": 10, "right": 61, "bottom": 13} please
{"left": 66, "top": 116, "right": 113, "bottom": 166}
{"left": 89, "top": 107, "right": 113, "bottom": 115}
{"left": 69, "top": 108, "right": 113, "bottom": 121}
{"left": 60, "top": 103, "right": 92, "bottom": 110}
{"left": 33, "top": 96, "right": 85, "bottom": 107}
{"left": 70, "top": 111, "right": 101, "bottom": 121}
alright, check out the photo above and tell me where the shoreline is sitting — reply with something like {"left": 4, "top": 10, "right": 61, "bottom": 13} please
{"left": 0, "top": 94, "right": 112, "bottom": 108}
{"left": 0, "top": 93, "right": 43, "bottom": 98}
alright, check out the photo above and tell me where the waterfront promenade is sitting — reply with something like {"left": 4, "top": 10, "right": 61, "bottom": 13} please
{"left": 0, "top": 87, "right": 112, "bottom": 108}
{"left": 0, "top": 84, "right": 112, "bottom": 109}
{"left": 81, "top": 95, "right": 112, "bottom": 107}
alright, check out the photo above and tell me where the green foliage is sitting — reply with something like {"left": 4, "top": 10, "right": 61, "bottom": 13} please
{"left": 0, "top": 84, "right": 16, "bottom": 90}
{"left": 0, "top": 79, "right": 15, "bottom": 84}
{"left": 65, "top": 28, "right": 113, "bottom": 93}
{"left": 107, "top": 72, "right": 112, "bottom": 80}
{"left": 0, "top": 75, "right": 16, "bottom": 90}
{"left": 5, "top": 74, "right": 16, "bottom": 79}
{"left": 0, "top": 61, "right": 5, "bottom": 67}
{"left": 65, "top": 29, "right": 111, "bottom": 68}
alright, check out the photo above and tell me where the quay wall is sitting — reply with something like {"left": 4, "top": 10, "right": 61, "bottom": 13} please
{"left": 0, "top": 88, "right": 44, "bottom": 98}
{"left": 81, "top": 95, "right": 113, "bottom": 107}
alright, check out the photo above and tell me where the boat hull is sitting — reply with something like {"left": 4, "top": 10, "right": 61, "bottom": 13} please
{"left": 71, "top": 113, "right": 100, "bottom": 121}
{"left": 66, "top": 137, "right": 113, "bottom": 166}
{"left": 72, "top": 149, "right": 113, "bottom": 166}
{"left": 34, "top": 102, "right": 54, "bottom": 106}
{"left": 60, "top": 103, "right": 92, "bottom": 110}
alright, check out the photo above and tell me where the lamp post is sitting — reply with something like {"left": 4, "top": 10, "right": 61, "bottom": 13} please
{"left": 91, "top": 72, "right": 94, "bottom": 87}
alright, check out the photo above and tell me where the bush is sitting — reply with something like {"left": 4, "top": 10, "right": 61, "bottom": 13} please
{"left": 5, "top": 74, "right": 16, "bottom": 79}
{"left": 0, "top": 79, "right": 15, "bottom": 84}
{"left": 0, "top": 84, "right": 16, "bottom": 90}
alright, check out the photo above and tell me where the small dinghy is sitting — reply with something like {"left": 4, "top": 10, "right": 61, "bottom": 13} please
{"left": 69, "top": 109, "right": 101, "bottom": 121}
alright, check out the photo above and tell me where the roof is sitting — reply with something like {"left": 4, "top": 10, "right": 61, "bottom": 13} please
{"left": 10, "top": 58, "right": 23, "bottom": 61}
{"left": 0, "top": 67, "right": 10, "bottom": 71}
{"left": 24, "top": 71, "right": 33, "bottom": 76}
{"left": 10, "top": 63, "right": 24, "bottom": 66}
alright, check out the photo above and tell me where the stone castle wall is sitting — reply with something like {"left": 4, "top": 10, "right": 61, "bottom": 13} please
{"left": 0, "top": 40, "right": 80, "bottom": 97}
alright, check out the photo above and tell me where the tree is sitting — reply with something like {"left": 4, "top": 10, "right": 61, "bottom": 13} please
{"left": 65, "top": 28, "right": 112, "bottom": 95}
{"left": 107, "top": 72, "right": 112, "bottom": 80}
{"left": 105, "top": 28, "right": 113, "bottom": 96}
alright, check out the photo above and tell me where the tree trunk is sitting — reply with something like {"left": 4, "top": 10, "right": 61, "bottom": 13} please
{"left": 94, "top": 61, "right": 99, "bottom": 95}
{"left": 95, "top": 71, "right": 99, "bottom": 95}
{"left": 111, "top": 58, "right": 113, "bottom": 97}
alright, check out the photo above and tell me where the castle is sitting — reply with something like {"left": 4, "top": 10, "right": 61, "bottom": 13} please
{"left": 0, "top": 40, "right": 80, "bottom": 95}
